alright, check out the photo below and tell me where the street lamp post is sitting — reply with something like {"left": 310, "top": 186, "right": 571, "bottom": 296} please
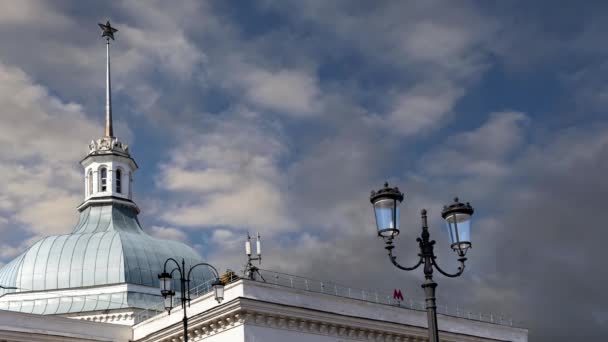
{"left": 158, "top": 258, "right": 225, "bottom": 342}
{"left": 370, "top": 183, "right": 474, "bottom": 342}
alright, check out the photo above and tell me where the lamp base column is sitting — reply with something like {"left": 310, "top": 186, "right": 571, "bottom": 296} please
{"left": 422, "top": 278, "right": 439, "bottom": 342}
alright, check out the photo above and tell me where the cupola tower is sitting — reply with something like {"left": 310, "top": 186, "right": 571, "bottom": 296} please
{"left": 80, "top": 21, "right": 138, "bottom": 212}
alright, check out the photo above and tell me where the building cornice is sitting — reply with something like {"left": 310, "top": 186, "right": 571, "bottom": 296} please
{"left": 76, "top": 196, "right": 140, "bottom": 213}
{"left": 0, "top": 282, "right": 158, "bottom": 302}
{"left": 68, "top": 308, "right": 137, "bottom": 326}
{"left": 80, "top": 148, "right": 139, "bottom": 170}
{"left": 0, "top": 329, "right": 103, "bottom": 342}
{"left": 0, "top": 309, "right": 131, "bottom": 341}
{"left": 135, "top": 297, "right": 504, "bottom": 342}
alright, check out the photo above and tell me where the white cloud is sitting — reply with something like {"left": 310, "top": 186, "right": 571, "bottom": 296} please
{"left": 402, "top": 21, "right": 478, "bottom": 64}
{"left": 456, "top": 111, "right": 529, "bottom": 158}
{"left": 0, "top": 0, "right": 70, "bottom": 28}
{"left": 163, "top": 181, "right": 288, "bottom": 229}
{"left": 397, "top": 16, "right": 494, "bottom": 79}
{"left": 260, "top": 2, "right": 496, "bottom": 134}
{"left": 0, "top": 244, "right": 23, "bottom": 259}
{"left": 210, "top": 229, "right": 236, "bottom": 242}
{"left": 420, "top": 111, "right": 528, "bottom": 178}
{"left": 14, "top": 191, "right": 81, "bottom": 236}
{"left": 118, "top": 24, "right": 205, "bottom": 80}
{"left": 383, "top": 81, "right": 465, "bottom": 136}
{"left": 0, "top": 63, "right": 97, "bottom": 162}
{"left": 162, "top": 168, "right": 236, "bottom": 193}
{"left": 157, "top": 117, "right": 295, "bottom": 232}
{"left": 562, "top": 61, "right": 608, "bottom": 112}
{"left": 149, "top": 226, "right": 188, "bottom": 242}
{"left": 0, "top": 1, "right": 210, "bottom": 130}
{"left": 209, "top": 229, "right": 244, "bottom": 252}
{"left": 241, "top": 69, "right": 320, "bottom": 116}
{"left": 0, "top": 61, "right": 101, "bottom": 241}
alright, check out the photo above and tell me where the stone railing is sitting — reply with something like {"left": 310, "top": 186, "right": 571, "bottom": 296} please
{"left": 254, "top": 269, "right": 516, "bottom": 327}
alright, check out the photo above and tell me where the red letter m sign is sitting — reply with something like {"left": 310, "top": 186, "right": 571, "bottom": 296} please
{"left": 393, "top": 289, "right": 404, "bottom": 301}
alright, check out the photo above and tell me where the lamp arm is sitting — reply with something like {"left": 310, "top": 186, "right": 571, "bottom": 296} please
{"left": 387, "top": 247, "right": 423, "bottom": 271}
{"left": 186, "top": 262, "right": 221, "bottom": 281}
{"left": 163, "top": 258, "right": 182, "bottom": 276}
{"left": 431, "top": 257, "right": 466, "bottom": 278}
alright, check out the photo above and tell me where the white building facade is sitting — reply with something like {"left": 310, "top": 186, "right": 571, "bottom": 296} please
{"left": 0, "top": 277, "right": 527, "bottom": 341}
{"left": 135, "top": 278, "right": 528, "bottom": 342}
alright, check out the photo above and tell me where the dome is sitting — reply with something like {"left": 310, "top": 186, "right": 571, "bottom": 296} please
{"left": 0, "top": 203, "right": 213, "bottom": 315}
{"left": 0, "top": 25, "right": 216, "bottom": 317}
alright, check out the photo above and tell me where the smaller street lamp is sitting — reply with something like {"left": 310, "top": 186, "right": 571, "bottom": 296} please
{"left": 211, "top": 278, "right": 225, "bottom": 303}
{"left": 158, "top": 271, "right": 175, "bottom": 312}
{"left": 158, "top": 258, "right": 225, "bottom": 342}
{"left": 370, "top": 183, "right": 475, "bottom": 342}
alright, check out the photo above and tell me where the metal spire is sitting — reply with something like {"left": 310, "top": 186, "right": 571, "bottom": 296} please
{"left": 98, "top": 21, "right": 118, "bottom": 137}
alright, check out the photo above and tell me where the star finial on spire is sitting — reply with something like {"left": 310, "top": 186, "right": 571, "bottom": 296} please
{"left": 98, "top": 20, "right": 118, "bottom": 41}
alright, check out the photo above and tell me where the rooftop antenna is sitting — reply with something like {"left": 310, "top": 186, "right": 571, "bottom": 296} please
{"left": 244, "top": 232, "right": 264, "bottom": 281}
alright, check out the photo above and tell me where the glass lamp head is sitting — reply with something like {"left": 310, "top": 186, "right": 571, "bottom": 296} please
{"left": 158, "top": 272, "right": 172, "bottom": 292}
{"left": 441, "top": 197, "right": 474, "bottom": 257}
{"left": 370, "top": 182, "right": 404, "bottom": 240}
{"left": 162, "top": 290, "right": 175, "bottom": 313}
{"left": 212, "top": 279, "right": 225, "bottom": 304}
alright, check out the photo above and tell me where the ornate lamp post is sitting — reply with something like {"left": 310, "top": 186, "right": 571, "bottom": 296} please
{"left": 370, "top": 183, "right": 474, "bottom": 342}
{"left": 158, "top": 258, "right": 225, "bottom": 342}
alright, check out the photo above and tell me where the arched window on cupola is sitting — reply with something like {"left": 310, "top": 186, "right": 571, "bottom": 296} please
{"left": 129, "top": 171, "right": 132, "bottom": 198}
{"left": 88, "top": 169, "right": 93, "bottom": 195}
{"left": 115, "top": 169, "right": 122, "bottom": 193}
{"left": 99, "top": 167, "right": 108, "bottom": 192}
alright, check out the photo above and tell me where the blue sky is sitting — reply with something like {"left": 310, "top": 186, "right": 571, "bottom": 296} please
{"left": 0, "top": 1, "right": 607, "bottom": 340}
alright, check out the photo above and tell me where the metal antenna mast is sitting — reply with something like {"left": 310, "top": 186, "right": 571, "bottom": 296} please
{"left": 244, "top": 232, "right": 264, "bottom": 281}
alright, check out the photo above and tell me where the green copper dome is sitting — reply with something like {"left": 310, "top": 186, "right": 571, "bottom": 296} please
{"left": 0, "top": 203, "right": 212, "bottom": 315}
{"left": 0, "top": 23, "right": 217, "bottom": 316}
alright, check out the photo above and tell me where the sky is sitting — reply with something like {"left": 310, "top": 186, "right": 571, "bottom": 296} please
{"left": 0, "top": 0, "right": 606, "bottom": 340}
